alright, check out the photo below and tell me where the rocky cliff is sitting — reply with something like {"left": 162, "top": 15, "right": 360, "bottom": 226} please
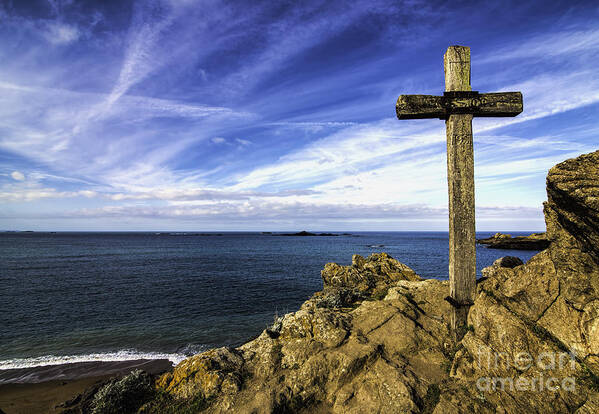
{"left": 82, "top": 151, "right": 599, "bottom": 413}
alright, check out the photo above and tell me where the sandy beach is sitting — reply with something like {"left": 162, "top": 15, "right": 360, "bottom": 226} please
{"left": 0, "top": 359, "right": 173, "bottom": 414}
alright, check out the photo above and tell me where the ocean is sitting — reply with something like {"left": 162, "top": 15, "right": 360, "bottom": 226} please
{"left": 0, "top": 231, "right": 540, "bottom": 383}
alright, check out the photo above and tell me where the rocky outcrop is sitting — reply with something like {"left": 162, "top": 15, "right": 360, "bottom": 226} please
{"left": 60, "top": 370, "right": 155, "bottom": 414}
{"left": 322, "top": 253, "right": 420, "bottom": 288}
{"left": 545, "top": 150, "right": 599, "bottom": 263}
{"left": 477, "top": 232, "right": 550, "bottom": 250}
{"left": 150, "top": 254, "right": 450, "bottom": 413}
{"left": 446, "top": 151, "right": 599, "bottom": 412}
{"left": 80, "top": 151, "right": 599, "bottom": 413}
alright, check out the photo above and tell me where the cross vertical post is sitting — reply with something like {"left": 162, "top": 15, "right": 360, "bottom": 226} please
{"left": 395, "top": 45, "right": 523, "bottom": 337}
{"left": 444, "top": 47, "right": 476, "bottom": 334}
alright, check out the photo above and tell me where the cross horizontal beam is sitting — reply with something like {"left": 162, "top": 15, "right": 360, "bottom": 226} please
{"left": 396, "top": 91, "right": 523, "bottom": 120}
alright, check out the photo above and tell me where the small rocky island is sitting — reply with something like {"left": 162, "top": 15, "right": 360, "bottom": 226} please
{"left": 59, "top": 151, "right": 599, "bottom": 413}
{"left": 277, "top": 231, "right": 340, "bottom": 236}
{"left": 477, "top": 232, "right": 550, "bottom": 250}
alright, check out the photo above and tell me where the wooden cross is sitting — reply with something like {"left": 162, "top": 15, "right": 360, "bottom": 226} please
{"left": 395, "top": 46, "right": 523, "bottom": 332}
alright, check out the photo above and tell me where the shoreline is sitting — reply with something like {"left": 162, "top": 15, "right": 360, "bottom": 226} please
{"left": 0, "top": 359, "right": 173, "bottom": 414}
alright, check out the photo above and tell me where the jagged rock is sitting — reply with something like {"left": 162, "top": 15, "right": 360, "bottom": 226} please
{"left": 493, "top": 256, "right": 524, "bottom": 268}
{"left": 311, "top": 253, "right": 421, "bottom": 309}
{"left": 448, "top": 151, "right": 599, "bottom": 413}
{"left": 321, "top": 253, "right": 420, "bottom": 293}
{"left": 90, "top": 370, "right": 155, "bottom": 414}
{"left": 576, "top": 392, "right": 599, "bottom": 413}
{"left": 156, "top": 347, "right": 244, "bottom": 400}
{"left": 496, "top": 152, "right": 599, "bottom": 372}
{"left": 58, "top": 380, "right": 109, "bottom": 414}
{"left": 58, "top": 372, "right": 157, "bottom": 414}
{"left": 477, "top": 232, "right": 550, "bottom": 250}
{"left": 481, "top": 256, "right": 524, "bottom": 279}
{"left": 200, "top": 276, "right": 452, "bottom": 414}
{"left": 108, "top": 151, "right": 599, "bottom": 413}
{"left": 312, "top": 287, "right": 363, "bottom": 309}
{"left": 545, "top": 150, "right": 599, "bottom": 262}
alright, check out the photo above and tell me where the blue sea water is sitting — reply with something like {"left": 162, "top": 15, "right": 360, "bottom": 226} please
{"left": 0, "top": 231, "right": 540, "bottom": 374}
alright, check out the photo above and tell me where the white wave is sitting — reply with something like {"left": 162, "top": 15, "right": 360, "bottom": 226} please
{"left": 0, "top": 349, "right": 193, "bottom": 370}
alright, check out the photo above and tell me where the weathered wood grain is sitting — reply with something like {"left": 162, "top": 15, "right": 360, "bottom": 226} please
{"left": 470, "top": 92, "right": 523, "bottom": 117}
{"left": 396, "top": 95, "right": 445, "bottom": 119}
{"left": 446, "top": 114, "right": 476, "bottom": 305}
{"left": 396, "top": 92, "right": 523, "bottom": 119}
{"left": 444, "top": 45, "right": 471, "bottom": 92}
{"left": 444, "top": 46, "right": 476, "bottom": 310}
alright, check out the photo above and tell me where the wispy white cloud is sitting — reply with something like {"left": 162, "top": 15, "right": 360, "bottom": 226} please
{"left": 210, "top": 137, "right": 226, "bottom": 144}
{"left": 229, "top": 119, "right": 444, "bottom": 191}
{"left": 470, "top": 70, "right": 599, "bottom": 134}
{"left": 268, "top": 122, "right": 359, "bottom": 128}
{"left": 235, "top": 138, "right": 251, "bottom": 146}
{"left": 68, "top": 201, "right": 446, "bottom": 220}
{"left": 0, "top": 187, "right": 96, "bottom": 202}
{"left": 96, "top": 0, "right": 178, "bottom": 113}
{"left": 106, "top": 188, "right": 319, "bottom": 202}
{"left": 43, "top": 21, "right": 80, "bottom": 45}
{"left": 0, "top": 80, "right": 248, "bottom": 183}
{"left": 10, "top": 171, "right": 25, "bottom": 181}
{"left": 480, "top": 28, "right": 599, "bottom": 64}
{"left": 209, "top": 137, "right": 253, "bottom": 147}
{"left": 47, "top": 200, "right": 539, "bottom": 226}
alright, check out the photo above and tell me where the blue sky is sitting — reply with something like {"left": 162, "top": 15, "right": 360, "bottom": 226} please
{"left": 0, "top": 0, "right": 598, "bottom": 231}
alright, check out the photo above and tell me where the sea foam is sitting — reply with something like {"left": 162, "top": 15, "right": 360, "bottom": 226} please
{"left": 0, "top": 349, "right": 190, "bottom": 370}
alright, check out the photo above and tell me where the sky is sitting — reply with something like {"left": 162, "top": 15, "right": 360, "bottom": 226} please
{"left": 0, "top": 0, "right": 598, "bottom": 231}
